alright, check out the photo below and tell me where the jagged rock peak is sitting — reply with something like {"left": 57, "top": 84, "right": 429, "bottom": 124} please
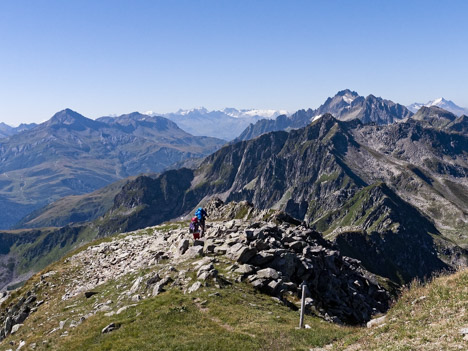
{"left": 336, "top": 89, "right": 359, "bottom": 98}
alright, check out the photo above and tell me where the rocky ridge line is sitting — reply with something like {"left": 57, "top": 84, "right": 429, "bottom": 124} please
{"left": 0, "top": 200, "right": 392, "bottom": 346}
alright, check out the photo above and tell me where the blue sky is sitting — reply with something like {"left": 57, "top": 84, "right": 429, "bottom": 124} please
{"left": 1, "top": 0, "right": 467, "bottom": 125}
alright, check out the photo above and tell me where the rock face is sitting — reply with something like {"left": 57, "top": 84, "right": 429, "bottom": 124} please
{"left": 0, "top": 288, "right": 39, "bottom": 341}
{"left": 411, "top": 106, "right": 457, "bottom": 128}
{"left": 315, "top": 90, "right": 413, "bottom": 125}
{"left": 235, "top": 90, "right": 413, "bottom": 141}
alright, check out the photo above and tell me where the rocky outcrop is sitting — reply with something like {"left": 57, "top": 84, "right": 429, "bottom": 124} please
{"left": 57, "top": 200, "right": 390, "bottom": 325}
{"left": 0, "top": 283, "right": 42, "bottom": 341}
{"left": 412, "top": 106, "right": 457, "bottom": 128}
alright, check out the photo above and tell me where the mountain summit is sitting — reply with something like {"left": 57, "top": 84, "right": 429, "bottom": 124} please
{"left": 236, "top": 90, "right": 413, "bottom": 141}
{"left": 408, "top": 98, "right": 468, "bottom": 116}
{"left": 0, "top": 109, "right": 224, "bottom": 229}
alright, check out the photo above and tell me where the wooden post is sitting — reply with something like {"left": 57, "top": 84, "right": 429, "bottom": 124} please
{"left": 299, "top": 284, "right": 306, "bottom": 328}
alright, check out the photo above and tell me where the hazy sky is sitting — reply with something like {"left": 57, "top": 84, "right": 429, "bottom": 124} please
{"left": 1, "top": 0, "right": 467, "bottom": 125}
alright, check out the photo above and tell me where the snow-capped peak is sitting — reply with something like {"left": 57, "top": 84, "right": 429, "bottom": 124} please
{"left": 175, "top": 107, "right": 209, "bottom": 115}
{"left": 430, "top": 97, "right": 445, "bottom": 106}
{"left": 408, "top": 98, "right": 468, "bottom": 116}
{"left": 222, "top": 108, "right": 289, "bottom": 119}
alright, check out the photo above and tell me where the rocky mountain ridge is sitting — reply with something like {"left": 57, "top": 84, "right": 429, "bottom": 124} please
{"left": 101, "top": 115, "right": 468, "bottom": 283}
{"left": 236, "top": 90, "right": 414, "bottom": 141}
{"left": 0, "top": 199, "right": 392, "bottom": 349}
{"left": 2, "top": 113, "right": 467, "bottom": 295}
{"left": 0, "top": 122, "right": 37, "bottom": 139}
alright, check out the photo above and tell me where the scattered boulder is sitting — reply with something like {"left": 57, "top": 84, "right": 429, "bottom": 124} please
{"left": 184, "top": 246, "right": 204, "bottom": 259}
{"left": 367, "top": 315, "right": 387, "bottom": 328}
{"left": 226, "top": 243, "right": 257, "bottom": 263}
{"left": 256, "top": 268, "right": 280, "bottom": 280}
{"left": 102, "top": 323, "right": 121, "bottom": 334}
{"left": 188, "top": 281, "right": 202, "bottom": 294}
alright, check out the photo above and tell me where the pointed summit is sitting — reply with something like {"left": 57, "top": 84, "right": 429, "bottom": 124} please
{"left": 45, "top": 109, "right": 100, "bottom": 131}
{"left": 315, "top": 90, "right": 412, "bottom": 124}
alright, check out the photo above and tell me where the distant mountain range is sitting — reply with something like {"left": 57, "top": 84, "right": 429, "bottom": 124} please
{"left": 408, "top": 98, "right": 468, "bottom": 116}
{"left": 99, "top": 114, "right": 468, "bottom": 283}
{"left": 147, "top": 108, "right": 289, "bottom": 141}
{"left": 5, "top": 113, "right": 467, "bottom": 292}
{"left": 236, "top": 89, "right": 414, "bottom": 141}
{"left": 0, "top": 109, "right": 224, "bottom": 229}
{"left": 1, "top": 90, "right": 467, "bottom": 230}
{"left": 0, "top": 122, "right": 37, "bottom": 138}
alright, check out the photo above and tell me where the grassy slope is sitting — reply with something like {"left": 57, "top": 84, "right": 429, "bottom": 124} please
{"left": 333, "top": 269, "right": 468, "bottom": 351}
{"left": 1, "top": 226, "right": 353, "bottom": 351}
{"left": 2, "top": 224, "right": 468, "bottom": 351}
{"left": 14, "top": 177, "right": 137, "bottom": 229}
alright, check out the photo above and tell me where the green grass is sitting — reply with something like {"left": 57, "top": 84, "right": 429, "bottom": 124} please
{"left": 55, "top": 285, "right": 352, "bottom": 351}
{"left": 331, "top": 269, "right": 468, "bottom": 351}
{"left": 2, "top": 235, "right": 354, "bottom": 351}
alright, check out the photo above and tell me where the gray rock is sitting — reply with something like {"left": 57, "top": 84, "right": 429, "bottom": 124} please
{"left": 152, "top": 283, "right": 164, "bottom": 296}
{"left": 266, "top": 280, "right": 281, "bottom": 294}
{"left": 10, "top": 324, "right": 23, "bottom": 335}
{"left": 152, "top": 276, "right": 173, "bottom": 296}
{"left": 130, "top": 277, "right": 143, "bottom": 294}
{"left": 193, "top": 239, "right": 205, "bottom": 247}
{"left": 269, "top": 253, "right": 297, "bottom": 279}
{"left": 24, "top": 295, "right": 37, "bottom": 305}
{"left": 146, "top": 273, "right": 161, "bottom": 287}
{"left": 197, "top": 263, "right": 215, "bottom": 275}
{"left": 116, "top": 304, "right": 137, "bottom": 315}
{"left": 102, "top": 323, "right": 121, "bottom": 333}
{"left": 226, "top": 243, "right": 257, "bottom": 263}
{"left": 188, "top": 281, "right": 202, "bottom": 294}
{"left": 234, "top": 264, "right": 255, "bottom": 275}
{"left": 198, "top": 270, "right": 218, "bottom": 281}
{"left": 178, "top": 239, "right": 190, "bottom": 255}
{"left": 131, "top": 294, "right": 142, "bottom": 302}
{"left": 253, "top": 240, "right": 270, "bottom": 251}
{"left": 249, "top": 252, "right": 275, "bottom": 266}
{"left": 288, "top": 241, "right": 304, "bottom": 252}
{"left": 250, "top": 278, "right": 267, "bottom": 290}
{"left": 367, "top": 315, "right": 386, "bottom": 328}
{"left": 256, "top": 268, "right": 279, "bottom": 280}
{"left": 203, "top": 239, "right": 216, "bottom": 253}
{"left": 184, "top": 246, "right": 204, "bottom": 259}
{"left": 14, "top": 307, "right": 30, "bottom": 325}
{"left": 214, "top": 245, "right": 228, "bottom": 255}
{"left": 59, "top": 320, "right": 67, "bottom": 329}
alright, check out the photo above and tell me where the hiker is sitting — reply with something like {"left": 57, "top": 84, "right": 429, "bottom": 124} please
{"left": 189, "top": 216, "right": 200, "bottom": 239}
{"left": 195, "top": 207, "right": 208, "bottom": 236}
